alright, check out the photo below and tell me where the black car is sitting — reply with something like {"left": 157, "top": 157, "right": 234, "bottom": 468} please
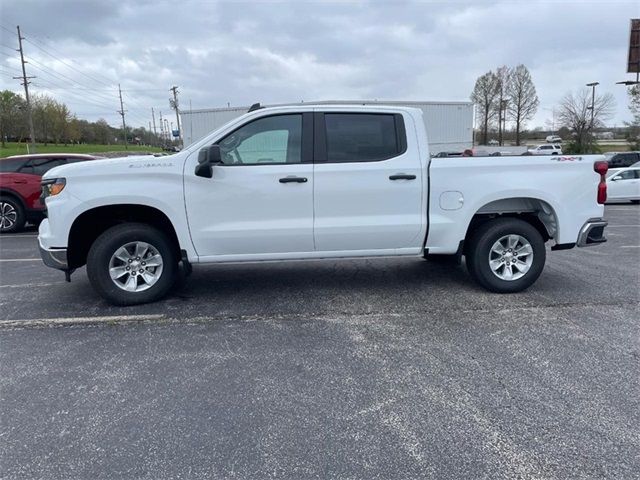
{"left": 605, "top": 151, "right": 640, "bottom": 169}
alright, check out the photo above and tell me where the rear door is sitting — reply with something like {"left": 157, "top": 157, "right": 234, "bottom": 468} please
{"left": 312, "top": 111, "right": 424, "bottom": 252}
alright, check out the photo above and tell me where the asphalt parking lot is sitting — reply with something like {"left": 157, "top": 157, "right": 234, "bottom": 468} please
{"left": 1, "top": 205, "right": 639, "bottom": 479}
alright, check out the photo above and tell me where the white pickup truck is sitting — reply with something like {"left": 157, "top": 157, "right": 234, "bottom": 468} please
{"left": 38, "top": 105, "right": 609, "bottom": 305}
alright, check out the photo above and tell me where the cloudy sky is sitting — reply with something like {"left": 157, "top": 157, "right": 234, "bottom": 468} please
{"left": 0, "top": 0, "right": 638, "bottom": 131}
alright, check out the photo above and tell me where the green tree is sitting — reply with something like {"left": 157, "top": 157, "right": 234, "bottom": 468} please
{"left": 94, "top": 119, "right": 112, "bottom": 144}
{"left": 0, "top": 90, "right": 26, "bottom": 147}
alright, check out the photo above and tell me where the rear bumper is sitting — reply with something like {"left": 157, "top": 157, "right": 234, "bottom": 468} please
{"left": 576, "top": 218, "right": 607, "bottom": 247}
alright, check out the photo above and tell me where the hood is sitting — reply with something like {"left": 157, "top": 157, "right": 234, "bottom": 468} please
{"left": 42, "top": 154, "right": 182, "bottom": 181}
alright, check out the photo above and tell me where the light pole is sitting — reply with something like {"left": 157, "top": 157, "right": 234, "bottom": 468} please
{"left": 543, "top": 107, "right": 556, "bottom": 135}
{"left": 616, "top": 70, "right": 639, "bottom": 86}
{"left": 586, "top": 82, "right": 599, "bottom": 129}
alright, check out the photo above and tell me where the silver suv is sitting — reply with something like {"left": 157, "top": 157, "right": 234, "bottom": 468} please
{"left": 529, "top": 144, "right": 563, "bottom": 155}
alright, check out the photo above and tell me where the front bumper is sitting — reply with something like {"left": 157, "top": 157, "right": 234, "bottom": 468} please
{"left": 39, "top": 243, "right": 68, "bottom": 270}
{"left": 576, "top": 218, "right": 607, "bottom": 247}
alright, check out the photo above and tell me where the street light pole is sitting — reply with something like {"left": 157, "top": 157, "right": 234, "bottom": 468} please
{"left": 586, "top": 82, "right": 599, "bottom": 130}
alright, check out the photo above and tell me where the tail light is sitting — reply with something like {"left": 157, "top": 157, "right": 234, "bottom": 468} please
{"left": 594, "top": 161, "right": 608, "bottom": 204}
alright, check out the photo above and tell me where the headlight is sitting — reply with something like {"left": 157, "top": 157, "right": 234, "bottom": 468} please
{"left": 41, "top": 178, "right": 66, "bottom": 199}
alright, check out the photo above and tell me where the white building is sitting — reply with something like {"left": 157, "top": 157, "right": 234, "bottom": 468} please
{"left": 181, "top": 100, "right": 474, "bottom": 154}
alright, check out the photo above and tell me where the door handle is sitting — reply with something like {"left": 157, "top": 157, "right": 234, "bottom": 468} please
{"left": 13, "top": 179, "right": 27, "bottom": 184}
{"left": 389, "top": 174, "right": 416, "bottom": 180}
{"left": 279, "top": 176, "right": 308, "bottom": 183}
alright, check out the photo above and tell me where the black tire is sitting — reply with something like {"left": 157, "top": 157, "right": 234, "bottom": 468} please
{"left": 86, "top": 223, "right": 178, "bottom": 306}
{"left": 465, "top": 218, "right": 546, "bottom": 293}
{"left": 0, "top": 196, "right": 26, "bottom": 233}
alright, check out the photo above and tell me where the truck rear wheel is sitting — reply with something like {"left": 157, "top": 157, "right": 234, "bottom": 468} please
{"left": 87, "top": 223, "right": 178, "bottom": 305}
{"left": 466, "top": 218, "right": 545, "bottom": 293}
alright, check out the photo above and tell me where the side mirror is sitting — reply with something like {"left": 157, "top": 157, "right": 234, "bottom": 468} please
{"left": 611, "top": 176, "right": 621, "bottom": 181}
{"left": 195, "top": 145, "right": 222, "bottom": 178}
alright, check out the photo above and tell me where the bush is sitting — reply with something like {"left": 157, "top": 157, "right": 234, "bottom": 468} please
{"left": 563, "top": 141, "right": 601, "bottom": 154}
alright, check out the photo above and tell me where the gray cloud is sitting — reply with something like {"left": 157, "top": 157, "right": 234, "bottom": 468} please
{"left": 0, "top": 0, "right": 637, "bottom": 129}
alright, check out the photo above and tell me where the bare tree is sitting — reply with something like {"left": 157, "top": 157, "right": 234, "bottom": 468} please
{"left": 495, "top": 66, "right": 512, "bottom": 146}
{"left": 557, "top": 88, "right": 615, "bottom": 153}
{"left": 507, "top": 65, "right": 539, "bottom": 146}
{"left": 471, "top": 71, "right": 500, "bottom": 145}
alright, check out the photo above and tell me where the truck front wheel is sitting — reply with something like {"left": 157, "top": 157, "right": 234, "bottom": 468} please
{"left": 466, "top": 218, "right": 546, "bottom": 293}
{"left": 86, "top": 223, "right": 178, "bottom": 305}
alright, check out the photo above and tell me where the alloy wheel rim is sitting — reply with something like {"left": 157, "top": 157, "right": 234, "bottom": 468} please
{"left": 108, "top": 241, "right": 164, "bottom": 292}
{"left": 0, "top": 202, "right": 17, "bottom": 231}
{"left": 488, "top": 234, "right": 534, "bottom": 281}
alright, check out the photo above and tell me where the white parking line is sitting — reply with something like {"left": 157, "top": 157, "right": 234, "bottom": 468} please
{"left": 0, "top": 258, "right": 41, "bottom": 262}
{"left": 0, "top": 234, "right": 38, "bottom": 238}
{"left": 620, "top": 245, "right": 640, "bottom": 248}
{"left": 0, "top": 314, "right": 166, "bottom": 329}
{"left": 607, "top": 225, "right": 640, "bottom": 228}
{"left": 0, "top": 282, "right": 63, "bottom": 289}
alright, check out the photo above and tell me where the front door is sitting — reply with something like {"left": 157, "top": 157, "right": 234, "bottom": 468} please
{"left": 184, "top": 113, "right": 314, "bottom": 259}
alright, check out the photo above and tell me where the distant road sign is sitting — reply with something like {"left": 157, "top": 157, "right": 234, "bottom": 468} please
{"left": 628, "top": 19, "right": 640, "bottom": 73}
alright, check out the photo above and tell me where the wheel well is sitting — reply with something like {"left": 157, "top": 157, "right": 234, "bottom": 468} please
{"left": 68, "top": 204, "right": 180, "bottom": 269}
{"left": 464, "top": 198, "right": 558, "bottom": 252}
{"left": 0, "top": 189, "right": 26, "bottom": 210}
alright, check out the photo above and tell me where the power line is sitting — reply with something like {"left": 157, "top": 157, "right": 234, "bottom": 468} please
{"left": 25, "top": 56, "right": 120, "bottom": 105}
{"left": 23, "top": 37, "right": 116, "bottom": 88}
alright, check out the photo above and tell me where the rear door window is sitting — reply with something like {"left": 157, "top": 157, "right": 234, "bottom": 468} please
{"left": 323, "top": 113, "right": 404, "bottom": 162}
{"left": 0, "top": 158, "right": 27, "bottom": 173}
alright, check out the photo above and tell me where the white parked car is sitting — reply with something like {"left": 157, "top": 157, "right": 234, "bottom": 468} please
{"left": 529, "top": 144, "right": 563, "bottom": 155}
{"left": 545, "top": 135, "right": 562, "bottom": 143}
{"left": 38, "top": 105, "right": 609, "bottom": 305}
{"left": 606, "top": 167, "right": 640, "bottom": 204}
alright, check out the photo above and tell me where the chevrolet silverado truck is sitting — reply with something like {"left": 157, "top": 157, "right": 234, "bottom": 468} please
{"left": 38, "top": 105, "right": 609, "bottom": 305}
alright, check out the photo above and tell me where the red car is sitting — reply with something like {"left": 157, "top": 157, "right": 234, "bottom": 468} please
{"left": 0, "top": 153, "right": 99, "bottom": 233}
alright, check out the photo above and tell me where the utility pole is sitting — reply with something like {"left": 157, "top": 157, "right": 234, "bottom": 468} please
{"left": 169, "top": 86, "right": 182, "bottom": 146}
{"left": 159, "top": 110, "right": 164, "bottom": 143}
{"left": 117, "top": 84, "right": 127, "bottom": 149}
{"left": 151, "top": 107, "right": 157, "bottom": 136}
{"left": 14, "top": 26, "right": 36, "bottom": 152}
